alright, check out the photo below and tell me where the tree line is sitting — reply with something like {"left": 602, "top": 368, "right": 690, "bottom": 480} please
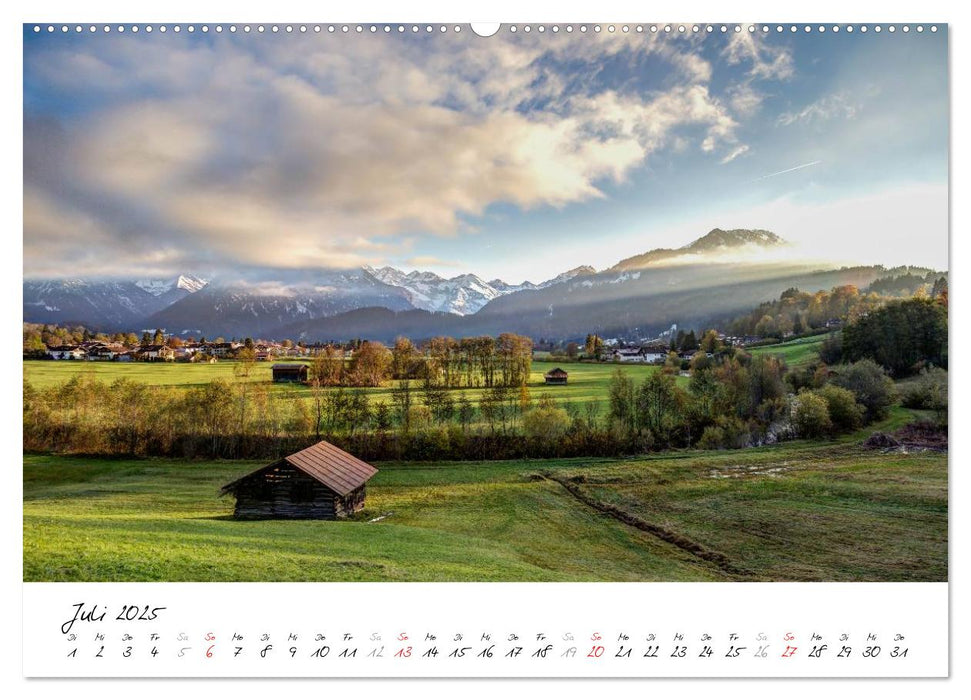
{"left": 24, "top": 371, "right": 593, "bottom": 461}
{"left": 725, "top": 274, "right": 947, "bottom": 340}
{"left": 387, "top": 333, "right": 533, "bottom": 388}
{"left": 302, "top": 333, "right": 534, "bottom": 390}
{"left": 23, "top": 349, "right": 921, "bottom": 463}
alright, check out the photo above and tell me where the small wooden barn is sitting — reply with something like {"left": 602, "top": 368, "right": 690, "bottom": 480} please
{"left": 544, "top": 367, "right": 569, "bottom": 385}
{"left": 220, "top": 441, "right": 378, "bottom": 520}
{"left": 272, "top": 363, "right": 309, "bottom": 383}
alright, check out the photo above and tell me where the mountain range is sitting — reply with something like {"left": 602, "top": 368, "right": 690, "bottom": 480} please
{"left": 23, "top": 275, "right": 209, "bottom": 329}
{"left": 364, "top": 265, "right": 596, "bottom": 315}
{"left": 23, "top": 229, "right": 928, "bottom": 342}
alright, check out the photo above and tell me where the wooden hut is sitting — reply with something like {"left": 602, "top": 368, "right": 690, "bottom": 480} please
{"left": 272, "top": 363, "right": 309, "bottom": 383}
{"left": 544, "top": 367, "right": 569, "bottom": 385}
{"left": 220, "top": 441, "right": 378, "bottom": 520}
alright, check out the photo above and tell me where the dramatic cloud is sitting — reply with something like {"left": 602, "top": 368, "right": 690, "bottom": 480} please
{"left": 24, "top": 27, "right": 946, "bottom": 283}
{"left": 24, "top": 31, "right": 754, "bottom": 277}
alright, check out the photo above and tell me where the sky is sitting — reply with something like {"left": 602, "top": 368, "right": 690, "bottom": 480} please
{"left": 23, "top": 24, "right": 949, "bottom": 285}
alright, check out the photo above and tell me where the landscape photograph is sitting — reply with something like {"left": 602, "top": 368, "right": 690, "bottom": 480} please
{"left": 23, "top": 24, "right": 948, "bottom": 583}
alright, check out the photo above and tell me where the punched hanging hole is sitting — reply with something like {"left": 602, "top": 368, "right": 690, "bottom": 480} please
{"left": 470, "top": 23, "right": 501, "bottom": 37}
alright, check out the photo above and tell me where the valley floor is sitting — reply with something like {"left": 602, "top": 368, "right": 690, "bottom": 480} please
{"left": 23, "top": 436, "right": 946, "bottom": 582}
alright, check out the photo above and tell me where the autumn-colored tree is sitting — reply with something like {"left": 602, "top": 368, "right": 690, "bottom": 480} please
{"left": 350, "top": 341, "right": 391, "bottom": 387}
{"left": 584, "top": 334, "right": 605, "bottom": 361}
{"left": 391, "top": 336, "right": 419, "bottom": 379}
{"left": 234, "top": 347, "right": 256, "bottom": 378}
{"left": 311, "top": 345, "right": 344, "bottom": 387}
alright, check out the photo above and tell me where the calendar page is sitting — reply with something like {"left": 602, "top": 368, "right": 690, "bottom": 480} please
{"left": 18, "top": 0, "right": 952, "bottom": 686}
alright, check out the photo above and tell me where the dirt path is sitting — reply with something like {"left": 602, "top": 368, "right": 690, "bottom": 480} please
{"left": 539, "top": 471, "right": 753, "bottom": 578}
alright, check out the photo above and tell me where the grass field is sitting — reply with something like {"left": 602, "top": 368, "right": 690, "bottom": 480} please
{"left": 23, "top": 359, "right": 679, "bottom": 414}
{"left": 748, "top": 335, "right": 826, "bottom": 368}
{"left": 24, "top": 419, "right": 946, "bottom": 582}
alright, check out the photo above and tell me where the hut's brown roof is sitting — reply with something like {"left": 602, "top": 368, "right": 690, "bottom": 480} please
{"left": 544, "top": 367, "right": 569, "bottom": 377}
{"left": 222, "top": 441, "right": 378, "bottom": 497}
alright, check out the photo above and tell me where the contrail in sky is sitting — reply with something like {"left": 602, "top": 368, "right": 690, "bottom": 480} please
{"left": 750, "top": 160, "right": 823, "bottom": 182}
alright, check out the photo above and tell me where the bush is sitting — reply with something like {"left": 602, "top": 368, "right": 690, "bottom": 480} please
{"left": 830, "top": 359, "right": 897, "bottom": 423}
{"left": 698, "top": 425, "right": 726, "bottom": 450}
{"left": 901, "top": 367, "right": 948, "bottom": 428}
{"left": 406, "top": 405, "right": 432, "bottom": 431}
{"left": 901, "top": 367, "right": 948, "bottom": 410}
{"left": 522, "top": 404, "right": 571, "bottom": 441}
{"left": 697, "top": 415, "right": 751, "bottom": 449}
{"left": 816, "top": 384, "right": 864, "bottom": 433}
{"left": 792, "top": 391, "right": 833, "bottom": 438}
{"left": 786, "top": 363, "right": 829, "bottom": 393}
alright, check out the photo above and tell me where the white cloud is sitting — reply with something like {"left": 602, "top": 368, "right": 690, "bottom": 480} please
{"left": 727, "top": 83, "right": 764, "bottom": 116}
{"left": 720, "top": 145, "right": 750, "bottom": 164}
{"left": 23, "top": 187, "right": 188, "bottom": 278}
{"left": 777, "top": 90, "right": 862, "bottom": 126}
{"left": 25, "top": 33, "right": 754, "bottom": 277}
{"left": 610, "top": 182, "right": 948, "bottom": 273}
{"left": 722, "top": 32, "right": 794, "bottom": 80}
{"left": 405, "top": 256, "right": 461, "bottom": 268}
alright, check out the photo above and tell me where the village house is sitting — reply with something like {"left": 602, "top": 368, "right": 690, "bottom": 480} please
{"left": 47, "top": 345, "right": 86, "bottom": 360}
{"left": 221, "top": 440, "right": 377, "bottom": 520}
{"left": 136, "top": 344, "right": 176, "bottom": 362}
{"left": 204, "top": 342, "right": 238, "bottom": 358}
{"left": 172, "top": 346, "right": 196, "bottom": 362}
{"left": 641, "top": 342, "right": 670, "bottom": 357}
{"left": 610, "top": 343, "right": 669, "bottom": 363}
{"left": 177, "top": 344, "right": 207, "bottom": 361}
{"left": 83, "top": 342, "right": 127, "bottom": 361}
{"left": 611, "top": 347, "right": 645, "bottom": 362}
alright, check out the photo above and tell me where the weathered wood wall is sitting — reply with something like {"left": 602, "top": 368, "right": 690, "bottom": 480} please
{"left": 337, "top": 485, "right": 367, "bottom": 517}
{"left": 230, "top": 462, "right": 367, "bottom": 520}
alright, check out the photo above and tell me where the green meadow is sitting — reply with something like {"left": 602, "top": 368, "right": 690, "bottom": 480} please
{"left": 22, "top": 351, "right": 946, "bottom": 583}
{"left": 22, "top": 358, "right": 680, "bottom": 414}
{"left": 24, "top": 426, "right": 946, "bottom": 582}
{"left": 748, "top": 335, "right": 826, "bottom": 368}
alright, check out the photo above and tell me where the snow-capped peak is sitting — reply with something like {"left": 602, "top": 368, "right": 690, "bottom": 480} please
{"left": 135, "top": 279, "right": 174, "bottom": 296}
{"left": 176, "top": 274, "right": 208, "bottom": 293}
{"left": 363, "top": 264, "right": 599, "bottom": 316}
{"left": 136, "top": 275, "right": 208, "bottom": 296}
